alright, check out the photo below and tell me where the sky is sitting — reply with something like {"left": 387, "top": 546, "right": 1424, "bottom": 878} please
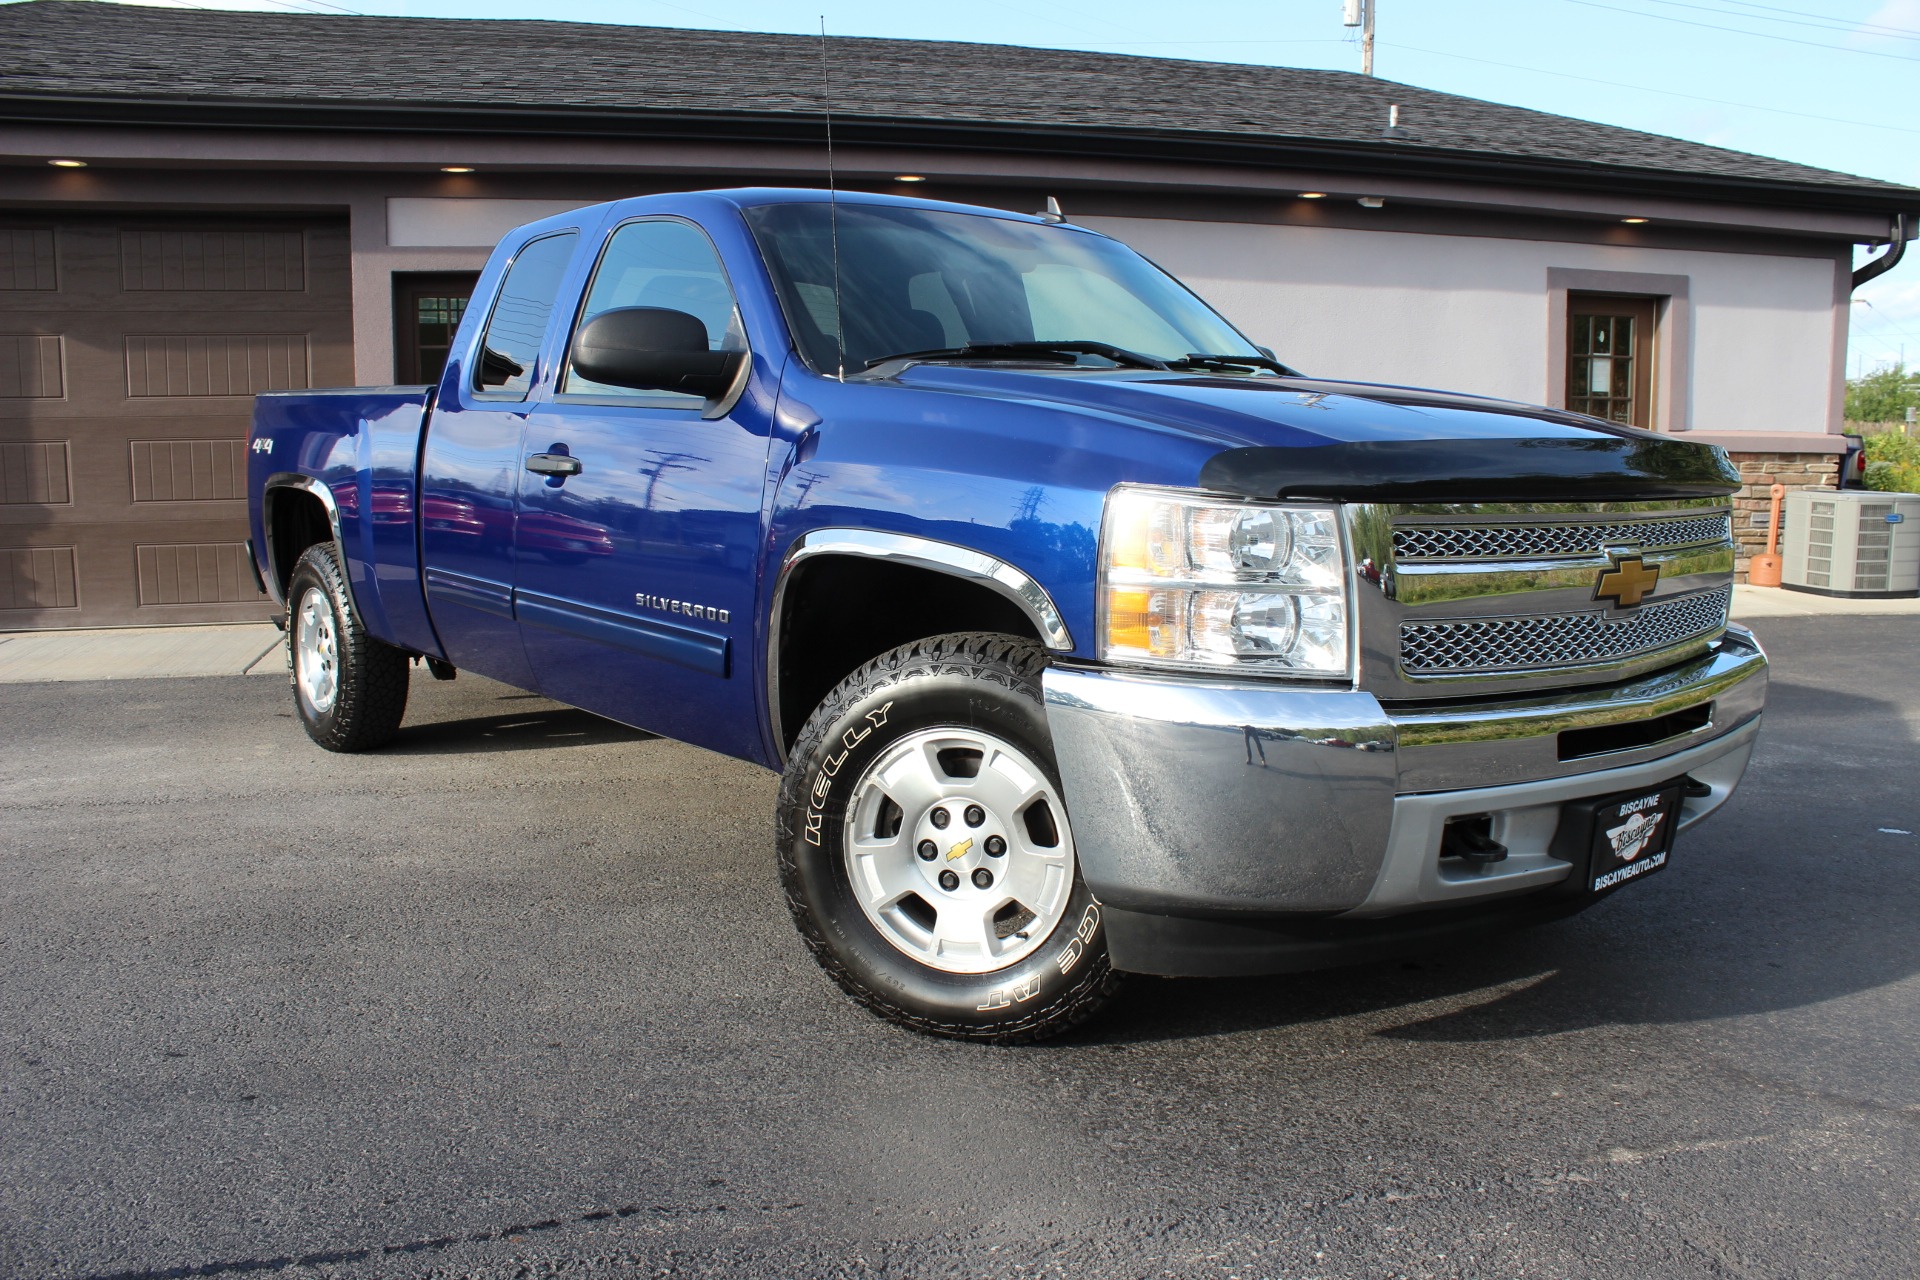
{"left": 29, "top": 0, "right": 1920, "bottom": 376}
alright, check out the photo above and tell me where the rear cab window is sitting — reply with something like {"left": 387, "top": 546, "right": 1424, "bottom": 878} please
{"left": 472, "top": 231, "right": 579, "bottom": 399}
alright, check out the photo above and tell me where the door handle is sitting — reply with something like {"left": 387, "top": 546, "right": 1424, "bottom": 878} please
{"left": 526, "top": 452, "right": 582, "bottom": 477}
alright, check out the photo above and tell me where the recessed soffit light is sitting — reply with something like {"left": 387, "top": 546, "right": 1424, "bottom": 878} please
{"left": 49, "top": 158, "right": 87, "bottom": 168}
{"left": 894, "top": 174, "right": 927, "bottom": 183}
{"left": 441, "top": 166, "right": 475, "bottom": 174}
{"left": 1622, "top": 216, "right": 1649, "bottom": 224}
{"left": 1297, "top": 191, "right": 1327, "bottom": 199}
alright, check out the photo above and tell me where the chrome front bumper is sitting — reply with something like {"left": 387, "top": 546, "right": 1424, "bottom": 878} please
{"left": 1042, "top": 626, "right": 1767, "bottom": 922}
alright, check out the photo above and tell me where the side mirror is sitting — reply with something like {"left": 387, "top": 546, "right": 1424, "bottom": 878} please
{"left": 570, "top": 307, "right": 742, "bottom": 399}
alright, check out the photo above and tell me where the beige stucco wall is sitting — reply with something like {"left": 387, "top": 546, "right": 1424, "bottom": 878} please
{"left": 349, "top": 196, "right": 1852, "bottom": 435}
{"left": 1081, "top": 214, "right": 1846, "bottom": 436}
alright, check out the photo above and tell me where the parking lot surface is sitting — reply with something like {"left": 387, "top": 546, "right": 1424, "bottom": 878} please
{"left": 3, "top": 617, "right": 1917, "bottom": 1280}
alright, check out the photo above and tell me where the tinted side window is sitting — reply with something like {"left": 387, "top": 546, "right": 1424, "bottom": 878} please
{"left": 563, "top": 219, "right": 743, "bottom": 406}
{"left": 473, "top": 232, "right": 578, "bottom": 398}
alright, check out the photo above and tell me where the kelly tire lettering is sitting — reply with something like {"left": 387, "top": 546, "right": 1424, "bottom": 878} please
{"left": 804, "top": 701, "right": 893, "bottom": 846}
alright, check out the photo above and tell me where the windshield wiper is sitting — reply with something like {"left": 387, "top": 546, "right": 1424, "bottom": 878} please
{"left": 863, "top": 341, "right": 1171, "bottom": 371}
{"left": 1167, "top": 353, "right": 1300, "bottom": 376}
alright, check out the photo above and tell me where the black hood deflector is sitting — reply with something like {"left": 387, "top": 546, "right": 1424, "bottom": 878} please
{"left": 1198, "top": 436, "right": 1742, "bottom": 504}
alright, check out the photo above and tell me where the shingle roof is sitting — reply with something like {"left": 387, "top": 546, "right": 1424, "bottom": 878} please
{"left": 3, "top": 0, "right": 1915, "bottom": 206}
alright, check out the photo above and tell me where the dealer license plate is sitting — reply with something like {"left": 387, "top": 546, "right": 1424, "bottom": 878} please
{"left": 1587, "top": 784, "right": 1682, "bottom": 894}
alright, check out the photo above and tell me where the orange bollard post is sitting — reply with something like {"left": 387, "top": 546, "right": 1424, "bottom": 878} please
{"left": 1747, "top": 482, "right": 1786, "bottom": 587}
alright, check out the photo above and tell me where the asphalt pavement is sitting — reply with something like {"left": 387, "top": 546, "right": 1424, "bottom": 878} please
{"left": 3, "top": 616, "right": 1918, "bottom": 1280}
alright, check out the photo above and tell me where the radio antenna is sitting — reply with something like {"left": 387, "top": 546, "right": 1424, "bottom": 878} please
{"left": 818, "top": 17, "right": 846, "bottom": 381}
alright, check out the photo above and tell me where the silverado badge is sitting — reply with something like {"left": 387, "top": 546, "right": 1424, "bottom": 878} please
{"left": 1594, "top": 552, "right": 1660, "bottom": 609}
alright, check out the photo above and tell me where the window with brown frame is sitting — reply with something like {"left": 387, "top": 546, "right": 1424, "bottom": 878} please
{"left": 1567, "top": 292, "right": 1658, "bottom": 428}
{"left": 392, "top": 271, "right": 480, "bottom": 386}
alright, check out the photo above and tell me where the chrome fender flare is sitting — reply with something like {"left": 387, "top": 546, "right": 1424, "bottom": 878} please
{"left": 765, "top": 528, "right": 1075, "bottom": 760}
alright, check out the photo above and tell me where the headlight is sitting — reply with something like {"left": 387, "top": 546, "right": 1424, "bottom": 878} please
{"left": 1099, "top": 485, "right": 1351, "bottom": 677}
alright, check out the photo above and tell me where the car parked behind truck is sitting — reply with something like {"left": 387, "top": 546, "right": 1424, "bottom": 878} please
{"left": 248, "top": 189, "right": 1766, "bottom": 1041}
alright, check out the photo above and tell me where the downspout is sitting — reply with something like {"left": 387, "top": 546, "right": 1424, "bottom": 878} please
{"left": 1853, "top": 212, "right": 1911, "bottom": 291}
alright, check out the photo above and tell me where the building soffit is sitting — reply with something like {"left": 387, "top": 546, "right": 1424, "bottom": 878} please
{"left": 0, "top": 120, "right": 1903, "bottom": 248}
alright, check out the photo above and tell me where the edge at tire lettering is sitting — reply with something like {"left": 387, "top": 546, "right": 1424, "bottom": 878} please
{"left": 977, "top": 973, "right": 1042, "bottom": 1011}
{"left": 1056, "top": 905, "right": 1101, "bottom": 976}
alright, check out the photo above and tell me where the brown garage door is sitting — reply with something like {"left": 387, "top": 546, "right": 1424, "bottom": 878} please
{"left": 0, "top": 215, "right": 351, "bottom": 629}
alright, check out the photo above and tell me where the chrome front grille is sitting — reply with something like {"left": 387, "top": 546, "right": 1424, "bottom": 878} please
{"left": 1392, "top": 513, "right": 1732, "bottom": 561}
{"left": 1352, "top": 498, "right": 1738, "bottom": 698}
{"left": 1400, "top": 586, "right": 1734, "bottom": 675}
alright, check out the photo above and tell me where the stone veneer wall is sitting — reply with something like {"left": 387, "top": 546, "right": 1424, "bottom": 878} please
{"left": 1724, "top": 451, "right": 1838, "bottom": 581}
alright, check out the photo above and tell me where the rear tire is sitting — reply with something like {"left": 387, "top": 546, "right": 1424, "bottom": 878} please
{"left": 286, "top": 541, "right": 409, "bottom": 752}
{"left": 777, "top": 632, "right": 1122, "bottom": 1043}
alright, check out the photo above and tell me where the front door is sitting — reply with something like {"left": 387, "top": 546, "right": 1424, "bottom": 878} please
{"left": 513, "top": 217, "right": 773, "bottom": 759}
{"left": 419, "top": 231, "right": 579, "bottom": 688}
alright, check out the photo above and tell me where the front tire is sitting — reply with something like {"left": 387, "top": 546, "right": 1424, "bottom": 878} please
{"left": 286, "top": 541, "right": 409, "bottom": 752}
{"left": 777, "top": 632, "right": 1121, "bottom": 1043}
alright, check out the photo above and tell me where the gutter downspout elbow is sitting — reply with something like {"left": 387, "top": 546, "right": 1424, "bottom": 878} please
{"left": 1853, "top": 212, "right": 1912, "bottom": 291}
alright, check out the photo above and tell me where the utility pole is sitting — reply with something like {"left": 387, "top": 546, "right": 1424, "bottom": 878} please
{"left": 1343, "top": 0, "right": 1375, "bottom": 76}
{"left": 636, "top": 449, "right": 704, "bottom": 514}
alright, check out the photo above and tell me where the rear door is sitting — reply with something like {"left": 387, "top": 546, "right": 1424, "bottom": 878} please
{"left": 419, "top": 229, "right": 581, "bottom": 689}
{"left": 512, "top": 217, "right": 773, "bottom": 759}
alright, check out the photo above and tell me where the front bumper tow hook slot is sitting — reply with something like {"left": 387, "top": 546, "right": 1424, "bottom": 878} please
{"left": 1442, "top": 816, "right": 1508, "bottom": 867}
{"left": 1681, "top": 776, "right": 1713, "bottom": 799}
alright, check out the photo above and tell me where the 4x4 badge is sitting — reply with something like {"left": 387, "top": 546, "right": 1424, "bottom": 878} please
{"left": 1594, "top": 552, "right": 1660, "bottom": 609}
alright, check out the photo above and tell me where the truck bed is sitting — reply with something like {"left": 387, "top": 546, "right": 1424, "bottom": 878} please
{"left": 248, "top": 386, "right": 442, "bottom": 659}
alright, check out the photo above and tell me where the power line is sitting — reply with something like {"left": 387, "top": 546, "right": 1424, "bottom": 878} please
{"left": 1382, "top": 39, "right": 1920, "bottom": 138}
{"left": 1562, "top": 0, "right": 1920, "bottom": 62}
{"left": 1709, "top": 0, "right": 1920, "bottom": 41}
{"left": 1637, "top": 0, "right": 1920, "bottom": 41}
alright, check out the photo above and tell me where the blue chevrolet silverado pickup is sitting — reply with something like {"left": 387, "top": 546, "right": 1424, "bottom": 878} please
{"left": 247, "top": 188, "right": 1766, "bottom": 1042}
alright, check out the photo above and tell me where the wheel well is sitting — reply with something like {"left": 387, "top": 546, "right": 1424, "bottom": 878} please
{"left": 775, "top": 556, "right": 1044, "bottom": 752}
{"left": 265, "top": 488, "right": 334, "bottom": 601}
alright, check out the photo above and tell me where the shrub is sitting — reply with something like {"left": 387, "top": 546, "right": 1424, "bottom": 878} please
{"left": 1861, "top": 432, "right": 1920, "bottom": 492}
{"left": 1863, "top": 459, "right": 1920, "bottom": 494}
{"left": 1863, "top": 430, "right": 1920, "bottom": 468}
{"left": 1846, "top": 362, "right": 1919, "bottom": 423}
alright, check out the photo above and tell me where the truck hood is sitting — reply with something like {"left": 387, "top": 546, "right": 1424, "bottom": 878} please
{"left": 890, "top": 365, "right": 1743, "bottom": 502}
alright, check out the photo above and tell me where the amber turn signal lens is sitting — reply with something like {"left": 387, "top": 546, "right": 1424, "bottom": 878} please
{"left": 1104, "top": 587, "right": 1175, "bottom": 659}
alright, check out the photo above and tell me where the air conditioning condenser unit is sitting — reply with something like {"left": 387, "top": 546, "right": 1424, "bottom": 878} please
{"left": 1782, "top": 489, "right": 1920, "bottom": 598}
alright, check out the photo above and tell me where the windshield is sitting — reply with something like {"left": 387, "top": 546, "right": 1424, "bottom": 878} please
{"left": 745, "top": 202, "right": 1264, "bottom": 374}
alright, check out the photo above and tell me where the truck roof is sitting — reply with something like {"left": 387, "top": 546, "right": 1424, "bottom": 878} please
{"left": 507, "top": 187, "right": 1098, "bottom": 242}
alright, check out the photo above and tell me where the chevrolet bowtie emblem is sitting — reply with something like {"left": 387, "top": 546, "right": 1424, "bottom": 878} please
{"left": 1594, "top": 552, "right": 1660, "bottom": 609}
{"left": 945, "top": 837, "right": 975, "bottom": 862}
